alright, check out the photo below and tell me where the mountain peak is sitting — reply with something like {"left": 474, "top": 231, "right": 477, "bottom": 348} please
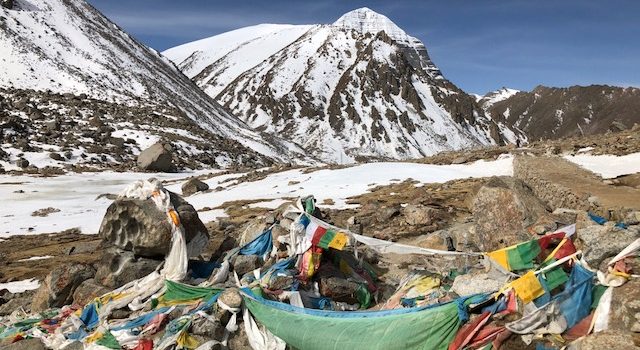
{"left": 333, "top": 7, "right": 408, "bottom": 41}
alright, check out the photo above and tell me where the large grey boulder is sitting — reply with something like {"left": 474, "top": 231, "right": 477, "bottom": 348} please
{"left": 579, "top": 224, "right": 639, "bottom": 266}
{"left": 472, "top": 176, "right": 549, "bottom": 251}
{"left": 137, "top": 143, "right": 173, "bottom": 172}
{"left": 31, "top": 264, "right": 95, "bottom": 312}
{"left": 608, "top": 278, "right": 640, "bottom": 333}
{"left": 569, "top": 331, "right": 639, "bottom": 349}
{"left": 99, "top": 191, "right": 208, "bottom": 258}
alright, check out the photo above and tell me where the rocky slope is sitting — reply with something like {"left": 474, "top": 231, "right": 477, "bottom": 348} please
{"left": 0, "top": 0, "right": 310, "bottom": 165}
{"left": 0, "top": 88, "right": 277, "bottom": 173}
{"left": 164, "top": 8, "right": 524, "bottom": 163}
{"left": 482, "top": 85, "right": 640, "bottom": 141}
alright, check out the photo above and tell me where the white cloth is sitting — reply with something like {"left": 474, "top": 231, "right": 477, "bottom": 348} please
{"left": 243, "top": 307, "right": 286, "bottom": 350}
{"left": 591, "top": 287, "right": 612, "bottom": 333}
{"left": 608, "top": 237, "right": 640, "bottom": 266}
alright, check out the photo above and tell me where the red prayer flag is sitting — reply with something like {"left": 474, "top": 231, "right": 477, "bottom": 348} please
{"left": 311, "top": 226, "right": 327, "bottom": 246}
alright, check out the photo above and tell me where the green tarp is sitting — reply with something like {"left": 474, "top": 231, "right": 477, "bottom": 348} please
{"left": 243, "top": 293, "right": 462, "bottom": 350}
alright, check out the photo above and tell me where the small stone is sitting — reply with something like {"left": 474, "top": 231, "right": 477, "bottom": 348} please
{"left": 181, "top": 178, "right": 209, "bottom": 196}
{"left": 15, "top": 158, "right": 29, "bottom": 168}
{"left": 218, "top": 288, "right": 242, "bottom": 309}
{"left": 320, "top": 277, "right": 360, "bottom": 305}
{"left": 49, "top": 152, "right": 64, "bottom": 161}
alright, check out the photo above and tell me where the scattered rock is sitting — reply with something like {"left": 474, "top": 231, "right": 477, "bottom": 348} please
{"left": 319, "top": 276, "right": 360, "bottom": 305}
{"left": 137, "top": 143, "right": 173, "bottom": 172}
{"left": 572, "top": 330, "right": 639, "bottom": 349}
{"left": 451, "top": 271, "right": 509, "bottom": 297}
{"left": 49, "top": 152, "right": 64, "bottom": 161}
{"left": 1, "top": 0, "right": 14, "bottom": 10}
{"left": 218, "top": 288, "right": 242, "bottom": 309}
{"left": 31, "top": 263, "right": 95, "bottom": 312}
{"left": 608, "top": 279, "right": 640, "bottom": 334}
{"left": 404, "top": 204, "right": 440, "bottom": 226}
{"left": 31, "top": 207, "right": 60, "bottom": 217}
{"left": 181, "top": 178, "right": 209, "bottom": 196}
{"left": 190, "top": 314, "right": 223, "bottom": 339}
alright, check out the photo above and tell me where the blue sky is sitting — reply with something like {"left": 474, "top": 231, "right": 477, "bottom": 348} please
{"left": 88, "top": 0, "right": 639, "bottom": 95}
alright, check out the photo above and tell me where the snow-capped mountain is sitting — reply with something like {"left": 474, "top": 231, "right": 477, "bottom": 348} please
{"left": 164, "top": 8, "right": 521, "bottom": 163}
{"left": 0, "top": 0, "right": 309, "bottom": 165}
{"left": 477, "top": 88, "right": 520, "bottom": 109}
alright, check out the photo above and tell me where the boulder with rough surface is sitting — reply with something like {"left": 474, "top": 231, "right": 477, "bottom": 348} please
{"left": 181, "top": 178, "right": 209, "bottom": 196}
{"left": 99, "top": 191, "right": 208, "bottom": 258}
{"left": 31, "top": 264, "right": 95, "bottom": 312}
{"left": 570, "top": 330, "right": 639, "bottom": 349}
{"left": 137, "top": 143, "right": 173, "bottom": 172}
{"left": 403, "top": 204, "right": 441, "bottom": 226}
{"left": 94, "top": 249, "right": 161, "bottom": 288}
{"left": 578, "top": 224, "right": 639, "bottom": 266}
{"left": 608, "top": 279, "right": 640, "bottom": 334}
{"left": 472, "top": 176, "right": 549, "bottom": 251}
{"left": 233, "top": 255, "right": 260, "bottom": 276}
{"left": 72, "top": 279, "right": 111, "bottom": 306}
{"left": 0, "top": 338, "right": 47, "bottom": 350}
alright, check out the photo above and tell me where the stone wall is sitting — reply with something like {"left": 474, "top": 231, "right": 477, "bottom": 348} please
{"left": 513, "top": 156, "right": 590, "bottom": 211}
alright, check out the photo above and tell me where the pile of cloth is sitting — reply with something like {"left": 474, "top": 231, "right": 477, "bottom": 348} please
{"left": 1, "top": 185, "right": 639, "bottom": 350}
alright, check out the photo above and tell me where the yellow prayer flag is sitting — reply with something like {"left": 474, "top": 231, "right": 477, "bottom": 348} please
{"left": 328, "top": 232, "right": 348, "bottom": 250}
{"left": 487, "top": 250, "right": 510, "bottom": 271}
{"left": 510, "top": 271, "right": 544, "bottom": 303}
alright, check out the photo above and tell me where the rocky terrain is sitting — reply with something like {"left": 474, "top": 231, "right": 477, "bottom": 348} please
{"left": 164, "top": 8, "right": 524, "bottom": 163}
{"left": 0, "top": 129, "right": 639, "bottom": 348}
{"left": 0, "top": 87, "right": 280, "bottom": 174}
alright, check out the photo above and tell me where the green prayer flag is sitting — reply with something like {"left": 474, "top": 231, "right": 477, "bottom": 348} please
{"left": 507, "top": 240, "right": 541, "bottom": 271}
{"left": 542, "top": 266, "right": 568, "bottom": 290}
{"left": 96, "top": 331, "right": 120, "bottom": 349}
{"left": 318, "top": 229, "right": 336, "bottom": 249}
{"left": 591, "top": 285, "right": 608, "bottom": 309}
